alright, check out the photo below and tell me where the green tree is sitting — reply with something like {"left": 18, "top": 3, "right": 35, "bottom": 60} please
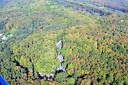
{"left": 55, "top": 73, "right": 68, "bottom": 82}
{"left": 67, "top": 77, "right": 75, "bottom": 85}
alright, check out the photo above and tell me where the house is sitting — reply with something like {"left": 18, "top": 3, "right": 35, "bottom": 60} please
{"left": 57, "top": 40, "right": 63, "bottom": 49}
{"left": 2, "top": 35, "right": 7, "bottom": 40}
{"left": 60, "top": 65, "right": 66, "bottom": 72}
{"left": 0, "top": 33, "right": 2, "bottom": 36}
{"left": 121, "top": 20, "right": 124, "bottom": 22}
{"left": 57, "top": 64, "right": 66, "bottom": 72}
{"left": 58, "top": 55, "right": 64, "bottom": 62}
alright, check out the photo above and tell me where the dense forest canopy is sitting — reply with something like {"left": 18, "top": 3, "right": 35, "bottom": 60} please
{"left": 91, "top": 0, "right": 128, "bottom": 12}
{"left": 0, "top": 0, "right": 128, "bottom": 85}
{"left": 70, "top": 0, "right": 128, "bottom": 12}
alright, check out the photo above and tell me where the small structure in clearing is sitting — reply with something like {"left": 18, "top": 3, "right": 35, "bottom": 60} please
{"left": 0, "top": 33, "right": 2, "bottom": 36}
{"left": 57, "top": 64, "right": 66, "bottom": 72}
{"left": 57, "top": 40, "right": 63, "bottom": 49}
{"left": 2, "top": 35, "right": 7, "bottom": 40}
{"left": 58, "top": 55, "right": 64, "bottom": 62}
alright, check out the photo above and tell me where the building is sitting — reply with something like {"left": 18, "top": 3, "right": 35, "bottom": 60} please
{"left": 58, "top": 55, "right": 64, "bottom": 62}
{"left": 2, "top": 35, "right": 7, "bottom": 40}
{"left": 57, "top": 40, "right": 63, "bottom": 49}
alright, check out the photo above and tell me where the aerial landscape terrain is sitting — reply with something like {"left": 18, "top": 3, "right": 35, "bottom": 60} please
{"left": 0, "top": 0, "right": 128, "bottom": 85}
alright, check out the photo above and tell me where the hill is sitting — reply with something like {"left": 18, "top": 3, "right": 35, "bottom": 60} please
{"left": 0, "top": 0, "right": 128, "bottom": 85}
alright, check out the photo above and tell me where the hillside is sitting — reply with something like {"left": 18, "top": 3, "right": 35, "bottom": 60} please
{"left": 0, "top": 0, "right": 128, "bottom": 85}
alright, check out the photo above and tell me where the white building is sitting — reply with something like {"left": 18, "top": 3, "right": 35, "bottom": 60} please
{"left": 57, "top": 65, "right": 66, "bottom": 72}
{"left": 2, "top": 35, "right": 7, "bottom": 40}
{"left": 58, "top": 55, "right": 64, "bottom": 62}
{"left": 0, "top": 33, "right": 2, "bottom": 36}
{"left": 57, "top": 40, "right": 62, "bottom": 49}
{"left": 121, "top": 20, "right": 124, "bottom": 22}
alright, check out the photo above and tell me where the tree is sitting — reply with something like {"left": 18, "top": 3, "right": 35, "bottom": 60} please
{"left": 55, "top": 73, "right": 68, "bottom": 82}
{"left": 67, "top": 77, "right": 75, "bottom": 85}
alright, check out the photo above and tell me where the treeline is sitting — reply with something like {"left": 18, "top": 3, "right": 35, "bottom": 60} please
{"left": 104, "top": 5, "right": 128, "bottom": 13}
{"left": 91, "top": 0, "right": 128, "bottom": 13}
{"left": 52, "top": 0, "right": 111, "bottom": 16}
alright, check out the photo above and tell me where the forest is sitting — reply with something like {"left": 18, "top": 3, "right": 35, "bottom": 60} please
{"left": 0, "top": 0, "right": 128, "bottom": 85}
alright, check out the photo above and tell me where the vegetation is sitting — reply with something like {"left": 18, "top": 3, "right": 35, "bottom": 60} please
{"left": 0, "top": 0, "right": 128, "bottom": 85}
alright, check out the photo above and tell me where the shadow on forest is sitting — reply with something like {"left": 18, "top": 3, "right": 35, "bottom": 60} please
{"left": 0, "top": 0, "right": 12, "bottom": 8}
{"left": 0, "top": 21, "right": 6, "bottom": 31}
{"left": 12, "top": 60, "right": 29, "bottom": 78}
